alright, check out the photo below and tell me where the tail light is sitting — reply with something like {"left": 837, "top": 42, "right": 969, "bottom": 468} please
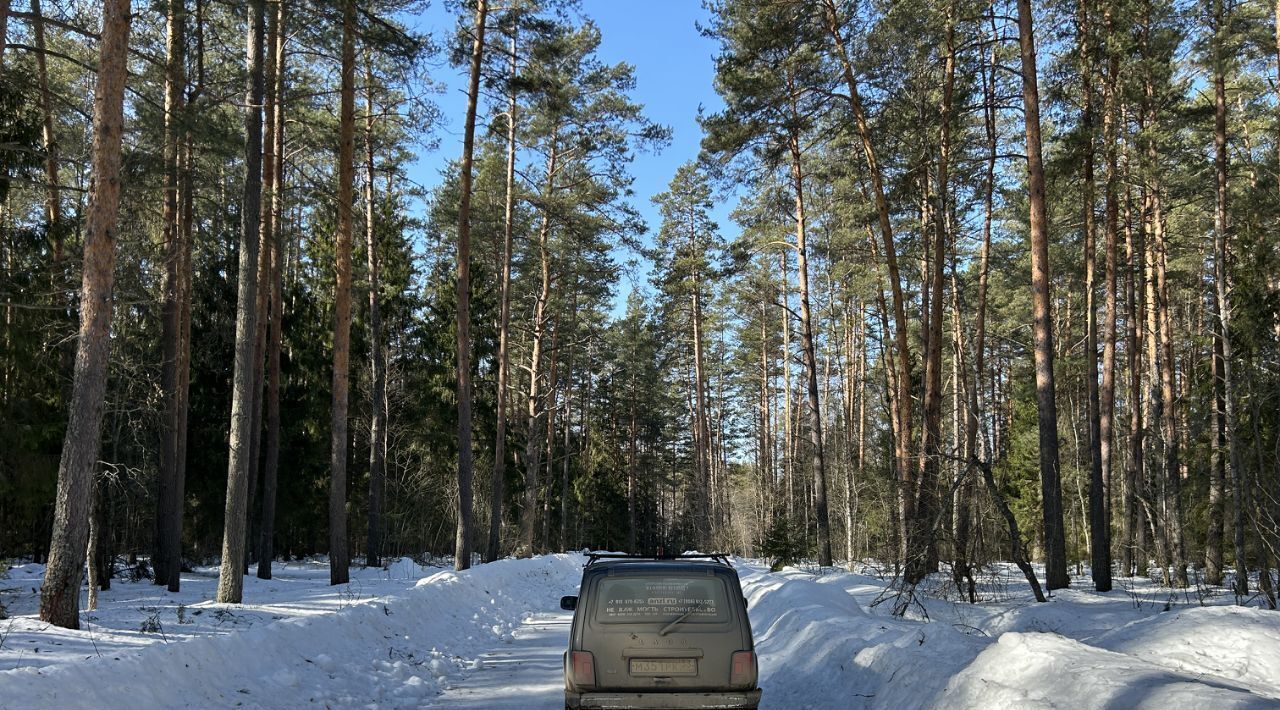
{"left": 730, "top": 650, "right": 756, "bottom": 688}
{"left": 571, "top": 651, "right": 596, "bottom": 688}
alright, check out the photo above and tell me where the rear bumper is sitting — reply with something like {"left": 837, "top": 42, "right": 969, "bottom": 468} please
{"left": 567, "top": 689, "right": 761, "bottom": 709}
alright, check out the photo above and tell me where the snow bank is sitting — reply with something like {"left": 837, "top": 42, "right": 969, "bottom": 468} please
{"left": 738, "top": 562, "right": 985, "bottom": 709}
{"left": 1093, "top": 605, "right": 1280, "bottom": 700}
{"left": 939, "top": 631, "right": 1271, "bottom": 709}
{"left": 1, "top": 555, "right": 584, "bottom": 709}
{"left": 738, "top": 561, "right": 1280, "bottom": 709}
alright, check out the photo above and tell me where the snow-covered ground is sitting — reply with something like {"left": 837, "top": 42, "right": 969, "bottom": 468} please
{"left": 2, "top": 555, "right": 1278, "bottom": 708}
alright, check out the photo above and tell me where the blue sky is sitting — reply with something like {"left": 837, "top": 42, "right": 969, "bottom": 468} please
{"left": 405, "top": 0, "right": 729, "bottom": 307}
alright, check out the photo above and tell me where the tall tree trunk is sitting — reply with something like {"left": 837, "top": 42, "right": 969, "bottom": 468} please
{"left": 31, "top": 0, "right": 63, "bottom": 265}
{"left": 174, "top": 0, "right": 198, "bottom": 589}
{"left": 628, "top": 379, "right": 638, "bottom": 553}
{"left": 257, "top": 0, "right": 285, "bottom": 581}
{"left": 1135, "top": 8, "right": 1184, "bottom": 587}
{"left": 327, "top": 0, "right": 356, "bottom": 585}
{"left": 1078, "top": 0, "right": 1110, "bottom": 592}
{"left": 691, "top": 220, "right": 712, "bottom": 548}
{"left": 1211, "top": 0, "right": 1247, "bottom": 597}
{"left": 821, "top": 0, "right": 913, "bottom": 565}
{"left": 779, "top": 250, "right": 794, "bottom": 520}
{"left": 245, "top": 0, "right": 281, "bottom": 574}
{"left": 154, "top": 0, "right": 186, "bottom": 591}
{"left": 520, "top": 139, "right": 556, "bottom": 558}
{"left": 551, "top": 309, "right": 566, "bottom": 551}
{"left": 486, "top": 26, "right": 518, "bottom": 564}
{"left": 38, "top": 0, "right": 130, "bottom": 629}
{"left": 365, "top": 59, "right": 386, "bottom": 569}
{"left": 1016, "top": 0, "right": 1069, "bottom": 590}
{"left": 1095, "top": 1, "right": 1119, "bottom": 592}
{"left": 216, "top": 0, "right": 265, "bottom": 604}
{"left": 959, "top": 5, "right": 999, "bottom": 594}
{"left": 1153, "top": 191, "right": 1185, "bottom": 586}
{"left": 1122, "top": 165, "right": 1143, "bottom": 577}
{"left": 1205, "top": 287, "right": 1226, "bottom": 585}
{"left": 454, "top": 0, "right": 487, "bottom": 571}
{"left": 785, "top": 94, "right": 832, "bottom": 567}
{"left": 911, "top": 4, "right": 954, "bottom": 585}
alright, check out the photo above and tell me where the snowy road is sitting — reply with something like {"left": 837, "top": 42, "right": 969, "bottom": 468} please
{"left": 426, "top": 613, "right": 570, "bottom": 709}
{"left": 6, "top": 554, "right": 1280, "bottom": 709}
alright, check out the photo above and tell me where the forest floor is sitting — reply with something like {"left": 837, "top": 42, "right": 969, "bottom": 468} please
{"left": 2, "top": 553, "right": 1279, "bottom": 709}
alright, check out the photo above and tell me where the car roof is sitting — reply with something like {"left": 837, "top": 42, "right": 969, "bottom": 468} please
{"left": 584, "top": 559, "right": 734, "bottom": 576}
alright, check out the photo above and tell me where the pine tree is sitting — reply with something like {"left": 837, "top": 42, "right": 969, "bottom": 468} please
{"left": 39, "top": 0, "right": 131, "bottom": 629}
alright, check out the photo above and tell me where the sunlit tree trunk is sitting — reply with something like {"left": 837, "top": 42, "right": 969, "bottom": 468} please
{"left": 520, "top": 137, "right": 556, "bottom": 557}
{"left": 691, "top": 212, "right": 713, "bottom": 547}
{"left": 217, "top": 0, "right": 265, "bottom": 603}
{"left": 779, "top": 250, "right": 794, "bottom": 520}
{"left": 822, "top": 1, "right": 914, "bottom": 568}
{"left": 39, "top": 0, "right": 131, "bottom": 629}
{"left": 1095, "top": 1, "right": 1119, "bottom": 592}
{"left": 365, "top": 58, "right": 386, "bottom": 569}
{"left": 1016, "top": 0, "right": 1068, "bottom": 590}
{"left": 959, "top": 6, "right": 999, "bottom": 596}
{"left": 912, "top": 3, "right": 954, "bottom": 584}
{"left": 1078, "top": 0, "right": 1111, "bottom": 593}
{"left": 486, "top": 26, "right": 518, "bottom": 564}
{"left": 785, "top": 84, "right": 832, "bottom": 568}
{"left": 326, "top": 0, "right": 355, "bottom": 585}
{"left": 452, "top": 0, "right": 488, "bottom": 571}
{"left": 257, "top": 0, "right": 286, "bottom": 581}
{"left": 1211, "top": 0, "right": 1247, "bottom": 597}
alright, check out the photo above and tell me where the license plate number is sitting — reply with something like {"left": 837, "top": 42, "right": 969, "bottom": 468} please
{"left": 630, "top": 658, "right": 696, "bottom": 675}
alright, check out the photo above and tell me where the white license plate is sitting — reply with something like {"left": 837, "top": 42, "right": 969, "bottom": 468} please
{"left": 629, "top": 658, "right": 697, "bottom": 675}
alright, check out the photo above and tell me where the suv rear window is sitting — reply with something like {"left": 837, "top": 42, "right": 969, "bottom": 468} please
{"left": 594, "top": 576, "right": 730, "bottom": 624}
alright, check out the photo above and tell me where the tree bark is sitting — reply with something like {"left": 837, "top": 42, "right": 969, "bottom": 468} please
{"left": 1121, "top": 165, "right": 1142, "bottom": 577}
{"left": 1095, "top": 1, "right": 1119, "bottom": 592}
{"left": 245, "top": 0, "right": 279, "bottom": 574}
{"left": 486, "top": 26, "right": 518, "bottom": 563}
{"left": 174, "top": 2, "right": 198, "bottom": 589}
{"left": 1016, "top": 0, "right": 1069, "bottom": 590}
{"left": 257, "top": 0, "right": 285, "bottom": 581}
{"left": 628, "top": 373, "right": 638, "bottom": 553}
{"left": 153, "top": 0, "right": 186, "bottom": 591}
{"left": 821, "top": 0, "right": 914, "bottom": 566}
{"left": 38, "top": 0, "right": 130, "bottom": 629}
{"left": 31, "top": 0, "right": 63, "bottom": 266}
{"left": 779, "top": 250, "right": 793, "bottom": 520}
{"left": 1078, "top": 0, "right": 1111, "bottom": 592}
{"left": 454, "top": 0, "right": 488, "bottom": 571}
{"left": 785, "top": 98, "right": 832, "bottom": 568}
{"left": 959, "top": 5, "right": 998, "bottom": 595}
{"left": 911, "top": 3, "right": 954, "bottom": 585}
{"left": 519, "top": 139, "right": 556, "bottom": 558}
{"left": 1211, "top": 0, "right": 1247, "bottom": 597}
{"left": 364, "top": 57, "right": 387, "bottom": 569}
{"left": 1205, "top": 287, "right": 1226, "bottom": 585}
{"left": 327, "top": 0, "right": 356, "bottom": 585}
{"left": 216, "top": 0, "right": 265, "bottom": 604}
{"left": 691, "top": 208, "right": 713, "bottom": 548}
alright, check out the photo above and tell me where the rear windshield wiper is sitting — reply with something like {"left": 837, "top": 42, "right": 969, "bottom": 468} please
{"left": 658, "top": 602, "right": 704, "bottom": 636}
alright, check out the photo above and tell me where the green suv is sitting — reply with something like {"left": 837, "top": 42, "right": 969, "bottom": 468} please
{"left": 560, "top": 554, "right": 762, "bottom": 710}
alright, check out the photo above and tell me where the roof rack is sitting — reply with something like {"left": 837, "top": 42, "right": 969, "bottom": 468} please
{"left": 584, "top": 552, "right": 733, "bottom": 568}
